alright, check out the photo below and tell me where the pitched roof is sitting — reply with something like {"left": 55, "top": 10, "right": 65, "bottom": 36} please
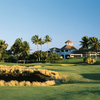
{"left": 71, "top": 49, "right": 100, "bottom": 54}
{"left": 65, "top": 40, "right": 73, "bottom": 43}
{"left": 50, "top": 47, "right": 60, "bottom": 50}
{"left": 61, "top": 45, "right": 77, "bottom": 50}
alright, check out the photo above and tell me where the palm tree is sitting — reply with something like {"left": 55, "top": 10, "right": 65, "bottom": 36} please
{"left": 39, "top": 38, "right": 45, "bottom": 58}
{"left": 89, "top": 37, "right": 100, "bottom": 52}
{"left": 89, "top": 37, "right": 100, "bottom": 59}
{"left": 80, "top": 36, "right": 89, "bottom": 50}
{"left": 11, "top": 38, "right": 22, "bottom": 63}
{"left": 20, "top": 41, "right": 30, "bottom": 64}
{"left": 44, "top": 35, "right": 52, "bottom": 57}
{"left": 31, "top": 35, "right": 41, "bottom": 61}
{"left": 0, "top": 40, "right": 8, "bottom": 62}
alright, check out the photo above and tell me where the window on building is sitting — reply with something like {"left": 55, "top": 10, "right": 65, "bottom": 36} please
{"left": 61, "top": 50, "right": 64, "bottom": 52}
{"left": 65, "top": 50, "right": 68, "bottom": 52}
{"left": 56, "top": 51, "right": 60, "bottom": 52}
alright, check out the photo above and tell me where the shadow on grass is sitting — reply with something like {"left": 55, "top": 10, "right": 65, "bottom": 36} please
{"left": 46, "top": 69, "right": 67, "bottom": 72}
{"left": 61, "top": 62, "right": 88, "bottom": 66}
{"left": 94, "top": 61, "right": 100, "bottom": 65}
{"left": 61, "top": 61, "right": 100, "bottom": 66}
{"left": 58, "top": 73, "right": 100, "bottom": 85}
{"left": 78, "top": 90, "right": 100, "bottom": 95}
{"left": 80, "top": 73, "right": 100, "bottom": 80}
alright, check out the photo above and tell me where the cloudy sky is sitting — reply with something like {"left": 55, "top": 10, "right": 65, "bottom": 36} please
{"left": 0, "top": 0, "right": 100, "bottom": 52}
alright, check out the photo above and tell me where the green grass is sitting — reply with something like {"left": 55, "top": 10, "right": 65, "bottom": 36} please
{"left": 0, "top": 84, "right": 100, "bottom": 100}
{"left": 0, "top": 58, "right": 100, "bottom": 100}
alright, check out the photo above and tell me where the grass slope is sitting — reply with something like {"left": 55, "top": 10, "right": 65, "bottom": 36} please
{"left": 0, "top": 58, "right": 100, "bottom": 100}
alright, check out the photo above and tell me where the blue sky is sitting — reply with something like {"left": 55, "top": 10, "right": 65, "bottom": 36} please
{"left": 0, "top": 0, "right": 100, "bottom": 52}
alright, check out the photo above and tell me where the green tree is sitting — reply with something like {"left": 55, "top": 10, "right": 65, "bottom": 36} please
{"left": 11, "top": 38, "right": 22, "bottom": 63}
{"left": 39, "top": 38, "right": 45, "bottom": 58}
{"left": 31, "top": 35, "right": 41, "bottom": 61}
{"left": 0, "top": 40, "right": 8, "bottom": 62}
{"left": 44, "top": 35, "right": 52, "bottom": 57}
{"left": 89, "top": 37, "right": 100, "bottom": 52}
{"left": 80, "top": 36, "right": 89, "bottom": 50}
{"left": 20, "top": 41, "right": 30, "bottom": 64}
{"left": 3, "top": 50, "right": 12, "bottom": 62}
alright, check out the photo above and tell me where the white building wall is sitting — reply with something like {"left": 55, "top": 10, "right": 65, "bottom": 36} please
{"left": 56, "top": 50, "right": 73, "bottom": 59}
{"left": 50, "top": 49, "right": 77, "bottom": 59}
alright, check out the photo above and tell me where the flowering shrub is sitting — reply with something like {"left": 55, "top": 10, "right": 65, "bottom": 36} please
{"left": 83, "top": 57, "right": 96, "bottom": 64}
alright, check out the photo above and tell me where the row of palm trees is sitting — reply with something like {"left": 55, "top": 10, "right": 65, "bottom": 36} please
{"left": 31, "top": 35, "right": 52, "bottom": 58}
{"left": 80, "top": 36, "right": 100, "bottom": 52}
{"left": 0, "top": 35, "right": 52, "bottom": 63}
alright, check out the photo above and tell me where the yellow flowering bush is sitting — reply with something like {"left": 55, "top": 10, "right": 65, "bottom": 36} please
{"left": 83, "top": 57, "right": 96, "bottom": 64}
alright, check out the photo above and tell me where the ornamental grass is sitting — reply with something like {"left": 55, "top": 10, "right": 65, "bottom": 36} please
{"left": 0, "top": 65, "right": 65, "bottom": 86}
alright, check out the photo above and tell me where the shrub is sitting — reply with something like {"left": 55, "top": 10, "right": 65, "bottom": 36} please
{"left": 25, "top": 81, "right": 31, "bottom": 86}
{"left": 32, "top": 82, "right": 41, "bottom": 86}
{"left": 10, "top": 80, "right": 17, "bottom": 86}
{"left": 19, "top": 81, "right": 25, "bottom": 86}
{"left": 41, "top": 82, "right": 47, "bottom": 86}
{"left": 83, "top": 56, "right": 96, "bottom": 64}
{"left": 45, "top": 80, "right": 55, "bottom": 86}
{"left": 46, "top": 52, "right": 64, "bottom": 63}
{"left": 29, "top": 51, "right": 47, "bottom": 62}
{"left": 0, "top": 67, "right": 64, "bottom": 86}
{"left": 5, "top": 56, "right": 17, "bottom": 63}
{"left": 0, "top": 80, "right": 5, "bottom": 86}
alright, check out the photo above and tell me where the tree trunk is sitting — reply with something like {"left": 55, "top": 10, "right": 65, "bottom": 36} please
{"left": 27, "top": 58, "right": 28, "bottom": 63}
{"left": 47, "top": 42, "right": 49, "bottom": 57}
{"left": 23, "top": 58, "right": 25, "bottom": 64}
{"left": 3, "top": 55, "right": 4, "bottom": 63}
{"left": 16, "top": 56, "right": 18, "bottom": 63}
{"left": 41, "top": 44, "right": 42, "bottom": 58}
{"left": 37, "top": 44, "right": 40, "bottom": 61}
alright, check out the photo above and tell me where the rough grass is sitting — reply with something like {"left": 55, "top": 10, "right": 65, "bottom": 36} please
{"left": 0, "top": 58, "right": 100, "bottom": 100}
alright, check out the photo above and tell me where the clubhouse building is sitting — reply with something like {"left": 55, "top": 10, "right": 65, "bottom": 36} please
{"left": 50, "top": 40, "right": 100, "bottom": 59}
{"left": 50, "top": 40, "right": 77, "bottom": 59}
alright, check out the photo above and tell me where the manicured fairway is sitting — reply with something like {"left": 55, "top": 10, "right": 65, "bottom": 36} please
{"left": 0, "top": 58, "right": 100, "bottom": 100}
{"left": 0, "top": 83, "right": 100, "bottom": 100}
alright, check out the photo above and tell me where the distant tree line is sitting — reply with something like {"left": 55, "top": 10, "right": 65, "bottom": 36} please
{"left": 0, "top": 35, "right": 52, "bottom": 63}
{"left": 80, "top": 36, "right": 100, "bottom": 64}
{"left": 79, "top": 36, "right": 100, "bottom": 52}
{"left": 1, "top": 35, "right": 99, "bottom": 63}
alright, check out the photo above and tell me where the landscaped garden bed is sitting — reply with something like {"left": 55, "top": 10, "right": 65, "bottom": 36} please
{"left": 0, "top": 66, "right": 64, "bottom": 86}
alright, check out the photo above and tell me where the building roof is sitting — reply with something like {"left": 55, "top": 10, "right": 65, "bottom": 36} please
{"left": 71, "top": 49, "right": 88, "bottom": 54}
{"left": 71, "top": 49, "right": 100, "bottom": 54}
{"left": 61, "top": 45, "right": 77, "bottom": 50}
{"left": 50, "top": 47, "right": 60, "bottom": 50}
{"left": 65, "top": 40, "right": 73, "bottom": 43}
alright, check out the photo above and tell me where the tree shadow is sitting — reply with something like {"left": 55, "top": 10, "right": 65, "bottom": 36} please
{"left": 78, "top": 90, "right": 100, "bottom": 95}
{"left": 61, "top": 61, "right": 100, "bottom": 66}
{"left": 80, "top": 73, "right": 100, "bottom": 80}
{"left": 94, "top": 61, "right": 100, "bottom": 65}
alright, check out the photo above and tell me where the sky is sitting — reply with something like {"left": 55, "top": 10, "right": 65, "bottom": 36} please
{"left": 0, "top": 0, "right": 100, "bottom": 53}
